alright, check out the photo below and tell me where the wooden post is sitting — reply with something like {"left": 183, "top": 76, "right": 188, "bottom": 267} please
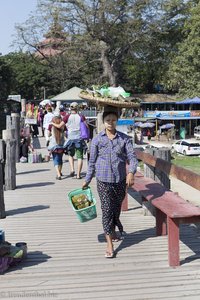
{"left": 143, "top": 147, "right": 171, "bottom": 216}
{"left": 0, "top": 163, "right": 6, "bottom": 218}
{"left": 144, "top": 148, "right": 155, "bottom": 179}
{"left": 144, "top": 147, "right": 171, "bottom": 189}
{"left": 11, "top": 113, "right": 21, "bottom": 162}
{"left": 154, "top": 147, "right": 171, "bottom": 189}
{"left": 2, "top": 129, "right": 15, "bottom": 141}
{"left": 6, "top": 115, "right": 12, "bottom": 129}
{"left": 0, "top": 140, "right": 6, "bottom": 218}
{"left": 21, "top": 98, "right": 26, "bottom": 118}
{"left": 0, "top": 139, "right": 6, "bottom": 185}
{"left": 2, "top": 130, "right": 17, "bottom": 191}
{"left": 4, "top": 139, "right": 16, "bottom": 191}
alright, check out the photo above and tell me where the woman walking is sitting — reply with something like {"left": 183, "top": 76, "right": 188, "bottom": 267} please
{"left": 82, "top": 110, "right": 138, "bottom": 258}
{"left": 48, "top": 115, "right": 66, "bottom": 180}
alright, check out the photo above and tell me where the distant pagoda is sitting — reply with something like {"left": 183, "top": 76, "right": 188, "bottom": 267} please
{"left": 35, "top": 12, "right": 66, "bottom": 58}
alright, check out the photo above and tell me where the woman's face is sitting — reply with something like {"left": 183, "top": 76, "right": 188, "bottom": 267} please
{"left": 104, "top": 114, "right": 118, "bottom": 131}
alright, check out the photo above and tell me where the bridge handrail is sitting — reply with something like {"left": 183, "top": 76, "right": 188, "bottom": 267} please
{"left": 135, "top": 149, "right": 200, "bottom": 192}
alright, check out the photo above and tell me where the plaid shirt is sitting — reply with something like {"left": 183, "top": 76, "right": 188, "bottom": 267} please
{"left": 85, "top": 130, "right": 138, "bottom": 183}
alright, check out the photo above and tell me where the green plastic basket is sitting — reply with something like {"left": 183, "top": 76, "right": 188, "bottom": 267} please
{"left": 68, "top": 187, "right": 97, "bottom": 223}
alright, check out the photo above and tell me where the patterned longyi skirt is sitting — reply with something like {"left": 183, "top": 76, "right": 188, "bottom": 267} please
{"left": 97, "top": 179, "right": 126, "bottom": 235}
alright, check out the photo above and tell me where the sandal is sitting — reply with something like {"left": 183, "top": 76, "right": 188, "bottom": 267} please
{"left": 70, "top": 171, "right": 75, "bottom": 177}
{"left": 76, "top": 176, "right": 82, "bottom": 179}
{"left": 112, "top": 238, "right": 122, "bottom": 242}
{"left": 105, "top": 251, "right": 114, "bottom": 258}
{"left": 112, "top": 232, "right": 122, "bottom": 242}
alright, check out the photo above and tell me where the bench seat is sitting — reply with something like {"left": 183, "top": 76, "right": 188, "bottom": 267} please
{"left": 129, "top": 171, "right": 200, "bottom": 267}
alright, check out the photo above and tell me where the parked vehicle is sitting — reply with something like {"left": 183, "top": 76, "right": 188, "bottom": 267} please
{"left": 194, "top": 126, "right": 200, "bottom": 140}
{"left": 171, "top": 140, "right": 200, "bottom": 156}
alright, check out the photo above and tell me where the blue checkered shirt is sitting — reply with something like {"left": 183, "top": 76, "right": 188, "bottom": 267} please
{"left": 85, "top": 130, "right": 138, "bottom": 183}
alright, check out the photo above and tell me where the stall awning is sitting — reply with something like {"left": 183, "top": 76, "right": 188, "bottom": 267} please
{"left": 134, "top": 117, "right": 156, "bottom": 122}
{"left": 176, "top": 97, "right": 200, "bottom": 104}
{"left": 157, "top": 116, "right": 200, "bottom": 120}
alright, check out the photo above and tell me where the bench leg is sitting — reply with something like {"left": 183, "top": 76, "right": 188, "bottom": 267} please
{"left": 155, "top": 208, "right": 167, "bottom": 236}
{"left": 167, "top": 217, "right": 180, "bottom": 267}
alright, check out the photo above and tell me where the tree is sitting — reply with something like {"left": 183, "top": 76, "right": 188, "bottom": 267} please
{"left": 0, "top": 56, "right": 14, "bottom": 99}
{"left": 14, "top": 0, "right": 193, "bottom": 94}
{"left": 127, "top": 0, "right": 196, "bottom": 93}
{"left": 3, "top": 52, "right": 53, "bottom": 99}
{"left": 164, "top": 1, "right": 200, "bottom": 96}
{"left": 15, "top": 0, "right": 166, "bottom": 87}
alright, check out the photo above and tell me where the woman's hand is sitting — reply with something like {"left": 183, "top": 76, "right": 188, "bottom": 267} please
{"left": 126, "top": 173, "right": 134, "bottom": 187}
{"left": 82, "top": 181, "right": 89, "bottom": 190}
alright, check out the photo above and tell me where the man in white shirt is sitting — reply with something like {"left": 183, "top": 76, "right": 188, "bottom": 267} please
{"left": 43, "top": 107, "right": 54, "bottom": 146}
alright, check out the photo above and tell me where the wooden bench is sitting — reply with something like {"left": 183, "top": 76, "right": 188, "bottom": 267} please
{"left": 126, "top": 171, "right": 200, "bottom": 267}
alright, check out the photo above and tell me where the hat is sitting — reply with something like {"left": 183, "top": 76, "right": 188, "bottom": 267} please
{"left": 54, "top": 111, "right": 61, "bottom": 117}
{"left": 70, "top": 102, "right": 78, "bottom": 109}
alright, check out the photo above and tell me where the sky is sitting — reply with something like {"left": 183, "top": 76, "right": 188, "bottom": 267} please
{"left": 0, "top": 0, "right": 38, "bottom": 55}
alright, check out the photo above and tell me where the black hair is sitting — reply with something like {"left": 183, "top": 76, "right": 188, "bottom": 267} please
{"left": 102, "top": 111, "right": 118, "bottom": 122}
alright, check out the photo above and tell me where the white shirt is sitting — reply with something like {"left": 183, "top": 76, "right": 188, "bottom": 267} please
{"left": 67, "top": 114, "right": 81, "bottom": 139}
{"left": 43, "top": 112, "right": 54, "bottom": 129}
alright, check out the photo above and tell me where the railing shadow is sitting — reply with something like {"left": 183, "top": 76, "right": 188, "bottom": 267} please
{"left": 17, "top": 169, "right": 50, "bottom": 175}
{"left": 16, "top": 182, "right": 55, "bottom": 189}
{"left": 6, "top": 205, "right": 50, "bottom": 216}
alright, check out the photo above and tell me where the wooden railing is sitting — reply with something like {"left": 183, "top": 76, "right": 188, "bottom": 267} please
{"left": 121, "top": 148, "right": 200, "bottom": 212}
{"left": 135, "top": 149, "right": 200, "bottom": 192}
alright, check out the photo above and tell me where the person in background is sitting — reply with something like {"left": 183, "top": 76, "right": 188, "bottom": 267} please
{"left": 59, "top": 105, "right": 67, "bottom": 119}
{"left": 43, "top": 107, "right": 54, "bottom": 147}
{"left": 48, "top": 115, "right": 66, "bottom": 180}
{"left": 147, "top": 129, "right": 151, "bottom": 141}
{"left": 52, "top": 102, "right": 88, "bottom": 179}
{"left": 82, "top": 110, "right": 138, "bottom": 259}
{"left": 19, "top": 137, "right": 34, "bottom": 163}
{"left": 37, "top": 106, "right": 45, "bottom": 137}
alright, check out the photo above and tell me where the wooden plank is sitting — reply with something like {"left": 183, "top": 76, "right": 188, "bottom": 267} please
{"left": 152, "top": 196, "right": 200, "bottom": 218}
{"left": 133, "top": 171, "right": 200, "bottom": 218}
{"left": 0, "top": 135, "right": 200, "bottom": 299}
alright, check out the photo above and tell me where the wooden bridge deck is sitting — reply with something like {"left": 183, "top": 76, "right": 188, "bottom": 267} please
{"left": 1, "top": 136, "right": 200, "bottom": 300}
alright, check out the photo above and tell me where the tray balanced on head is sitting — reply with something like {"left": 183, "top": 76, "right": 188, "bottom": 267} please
{"left": 79, "top": 91, "right": 141, "bottom": 109}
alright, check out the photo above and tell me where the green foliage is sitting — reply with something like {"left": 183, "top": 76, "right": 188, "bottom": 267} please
{"left": 0, "top": 56, "right": 14, "bottom": 99}
{"left": 165, "top": 1, "right": 200, "bottom": 97}
{"left": 1, "top": 0, "right": 200, "bottom": 98}
{"left": 3, "top": 52, "right": 50, "bottom": 99}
